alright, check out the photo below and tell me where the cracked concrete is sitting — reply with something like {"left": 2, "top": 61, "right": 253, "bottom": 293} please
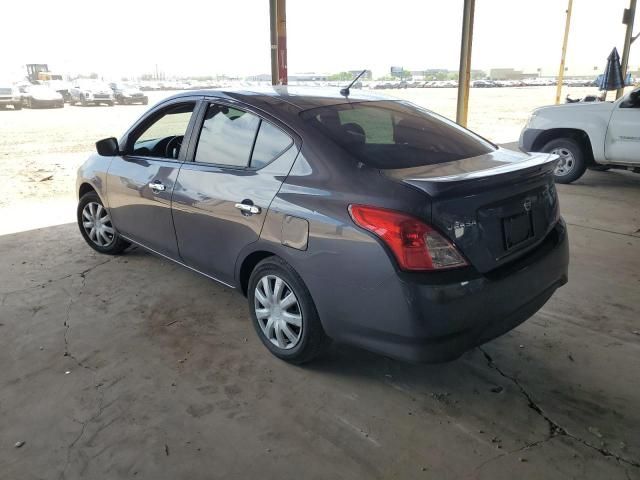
{"left": 480, "top": 348, "right": 640, "bottom": 470}
{"left": 0, "top": 169, "right": 639, "bottom": 479}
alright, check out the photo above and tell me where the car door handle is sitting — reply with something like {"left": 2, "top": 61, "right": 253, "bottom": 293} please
{"left": 148, "top": 181, "right": 166, "bottom": 192}
{"left": 235, "top": 203, "right": 261, "bottom": 215}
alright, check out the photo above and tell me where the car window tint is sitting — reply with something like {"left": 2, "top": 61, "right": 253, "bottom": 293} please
{"left": 132, "top": 103, "right": 195, "bottom": 157}
{"left": 301, "top": 101, "right": 495, "bottom": 169}
{"left": 338, "top": 107, "right": 394, "bottom": 144}
{"left": 250, "top": 121, "right": 293, "bottom": 168}
{"left": 195, "top": 105, "right": 260, "bottom": 167}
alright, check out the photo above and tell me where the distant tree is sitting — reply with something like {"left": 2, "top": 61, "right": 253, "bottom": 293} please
{"left": 89, "top": 72, "right": 98, "bottom": 79}
{"left": 328, "top": 72, "right": 353, "bottom": 81}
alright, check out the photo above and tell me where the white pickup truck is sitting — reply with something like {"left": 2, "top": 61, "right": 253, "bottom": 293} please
{"left": 520, "top": 86, "right": 640, "bottom": 183}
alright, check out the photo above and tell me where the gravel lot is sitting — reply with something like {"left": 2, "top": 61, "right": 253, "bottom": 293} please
{"left": 1, "top": 85, "right": 639, "bottom": 479}
{"left": 0, "top": 85, "right": 613, "bottom": 212}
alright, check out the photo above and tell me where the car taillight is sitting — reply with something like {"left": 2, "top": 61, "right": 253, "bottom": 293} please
{"left": 348, "top": 205, "right": 468, "bottom": 271}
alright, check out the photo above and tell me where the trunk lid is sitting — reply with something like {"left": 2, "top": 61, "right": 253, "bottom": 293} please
{"left": 384, "top": 148, "right": 560, "bottom": 273}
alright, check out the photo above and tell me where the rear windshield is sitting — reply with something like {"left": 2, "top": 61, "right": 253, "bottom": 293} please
{"left": 300, "top": 101, "right": 495, "bottom": 169}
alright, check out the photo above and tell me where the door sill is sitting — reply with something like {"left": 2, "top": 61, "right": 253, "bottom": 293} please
{"left": 120, "top": 234, "right": 236, "bottom": 289}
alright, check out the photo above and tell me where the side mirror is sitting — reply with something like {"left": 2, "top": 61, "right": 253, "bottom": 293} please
{"left": 96, "top": 137, "right": 119, "bottom": 156}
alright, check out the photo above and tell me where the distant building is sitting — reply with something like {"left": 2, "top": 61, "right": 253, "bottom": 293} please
{"left": 246, "top": 73, "right": 272, "bottom": 82}
{"left": 348, "top": 70, "right": 372, "bottom": 80}
{"left": 288, "top": 73, "right": 329, "bottom": 82}
{"left": 490, "top": 68, "right": 531, "bottom": 80}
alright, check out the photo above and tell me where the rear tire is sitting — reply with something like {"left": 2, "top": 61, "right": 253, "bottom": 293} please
{"left": 248, "top": 257, "right": 330, "bottom": 364}
{"left": 542, "top": 138, "right": 587, "bottom": 184}
{"left": 77, "top": 191, "right": 129, "bottom": 255}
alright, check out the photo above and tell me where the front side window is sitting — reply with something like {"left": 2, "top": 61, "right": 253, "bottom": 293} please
{"left": 301, "top": 101, "right": 496, "bottom": 169}
{"left": 620, "top": 87, "right": 640, "bottom": 109}
{"left": 130, "top": 102, "right": 195, "bottom": 159}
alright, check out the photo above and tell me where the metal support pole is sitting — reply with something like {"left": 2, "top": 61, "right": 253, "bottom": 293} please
{"left": 456, "top": 0, "right": 475, "bottom": 127}
{"left": 269, "top": 0, "right": 278, "bottom": 85}
{"left": 555, "top": 0, "right": 573, "bottom": 105}
{"left": 617, "top": 0, "right": 637, "bottom": 99}
{"left": 276, "top": 0, "right": 288, "bottom": 85}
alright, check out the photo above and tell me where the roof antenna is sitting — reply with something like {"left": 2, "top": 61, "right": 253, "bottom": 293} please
{"left": 340, "top": 69, "right": 367, "bottom": 97}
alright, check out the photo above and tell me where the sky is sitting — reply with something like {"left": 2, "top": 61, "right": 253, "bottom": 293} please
{"left": 1, "top": 0, "right": 638, "bottom": 80}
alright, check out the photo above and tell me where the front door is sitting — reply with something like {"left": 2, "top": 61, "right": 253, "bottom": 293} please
{"left": 106, "top": 99, "right": 199, "bottom": 258}
{"left": 172, "top": 101, "right": 299, "bottom": 285}
{"left": 605, "top": 89, "right": 640, "bottom": 164}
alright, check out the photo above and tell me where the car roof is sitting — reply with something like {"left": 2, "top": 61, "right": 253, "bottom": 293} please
{"left": 166, "top": 86, "right": 393, "bottom": 111}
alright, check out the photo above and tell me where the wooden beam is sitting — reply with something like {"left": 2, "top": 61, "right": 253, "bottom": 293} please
{"left": 456, "top": 0, "right": 475, "bottom": 127}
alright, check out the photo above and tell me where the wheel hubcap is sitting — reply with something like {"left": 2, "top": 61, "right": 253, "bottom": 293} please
{"left": 254, "top": 275, "right": 303, "bottom": 350}
{"left": 82, "top": 202, "right": 115, "bottom": 247}
{"left": 550, "top": 148, "right": 576, "bottom": 176}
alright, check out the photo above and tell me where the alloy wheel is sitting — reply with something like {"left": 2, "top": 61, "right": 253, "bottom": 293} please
{"left": 550, "top": 147, "right": 576, "bottom": 177}
{"left": 254, "top": 275, "right": 303, "bottom": 350}
{"left": 81, "top": 202, "right": 115, "bottom": 247}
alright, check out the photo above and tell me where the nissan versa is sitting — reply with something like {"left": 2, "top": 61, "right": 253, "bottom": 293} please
{"left": 76, "top": 88, "right": 569, "bottom": 363}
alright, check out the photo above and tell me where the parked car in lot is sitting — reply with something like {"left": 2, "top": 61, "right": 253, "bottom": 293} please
{"left": 69, "top": 80, "right": 114, "bottom": 106}
{"left": 42, "top": 79, "right": 72, "bottom": 102}
{"left": 109, "top": 82, "right": 148, "bottom": 105}
{"left": 520, "top": 86, "right": 640, "bottom": 183}
{"left": 76, "top": 88, "right": 569, "bottom": 363}
{"left": 0, "top": 83, "right": 22, "bottom": 110}
{"left": 19, "top": 84, "right": 65, "bottom": 108}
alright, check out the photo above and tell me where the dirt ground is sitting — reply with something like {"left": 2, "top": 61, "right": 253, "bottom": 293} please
{"left": 0, "top": 87, "right": 639, "bottom": 479}
{"left": 1, "top": 85, "right": 625, "bottom": 213}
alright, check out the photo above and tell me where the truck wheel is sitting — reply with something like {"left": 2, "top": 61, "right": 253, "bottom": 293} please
{"left": 542, "top": 138, "right": 587, "bottom": 184}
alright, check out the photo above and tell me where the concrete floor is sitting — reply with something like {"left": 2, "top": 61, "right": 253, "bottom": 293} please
{"left": 1, "top": 169, "right": 639, "bottom": 480}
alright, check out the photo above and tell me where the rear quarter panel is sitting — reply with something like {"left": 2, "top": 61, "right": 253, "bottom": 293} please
{"left": 246, "top": 138, "right": 433, "bottom": 342}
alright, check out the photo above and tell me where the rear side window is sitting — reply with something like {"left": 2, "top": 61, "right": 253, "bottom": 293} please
{"left": 250, "top": 121, "right": 293, "bottom": 168}
{"left": 195, "top": 105, "right": 260, "bottom": 167}
{"left": 301, "top": 101, "right": 495, "bottom": 169}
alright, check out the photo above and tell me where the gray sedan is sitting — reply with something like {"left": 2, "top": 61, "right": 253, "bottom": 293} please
{"left": 76, "top": 88, "right": 569, "bottom": 363}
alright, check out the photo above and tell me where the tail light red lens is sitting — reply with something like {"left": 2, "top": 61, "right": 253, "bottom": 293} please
{"left": 348, "top": 205, "right": 468, "bottom": 271}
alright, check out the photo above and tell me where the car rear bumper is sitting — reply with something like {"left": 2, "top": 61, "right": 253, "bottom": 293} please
{"left": 324, "top": 219, "right": 569, "bottom": 363}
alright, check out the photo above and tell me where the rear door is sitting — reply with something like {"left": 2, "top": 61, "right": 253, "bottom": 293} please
{"left": 172, "top": 100, "right": 299, "bottom": 285}
{"left": 106, "top": 98, "right": 199, "bottom": 258}
{"left": 605, "top": 91, "right": 640, "bottom": 163}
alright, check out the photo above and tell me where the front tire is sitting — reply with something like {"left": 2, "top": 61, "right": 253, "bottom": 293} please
{"left": 77, "top": 191, "right": 129, "bottom": 255}
{"left": 542, "top": 138, "right": 587, "bottom": 184}
{"left": 248, "top": 257, "right": 330, "bottom": 364}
